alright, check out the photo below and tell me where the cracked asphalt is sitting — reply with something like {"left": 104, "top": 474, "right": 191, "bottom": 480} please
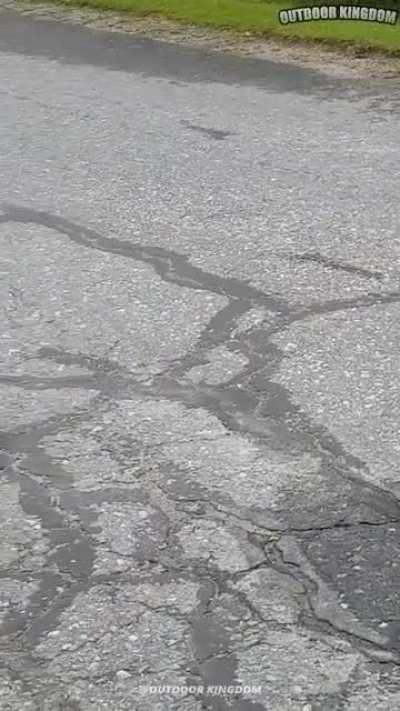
{"left": 1, "top": 8, "right": 400, "bottom": 711}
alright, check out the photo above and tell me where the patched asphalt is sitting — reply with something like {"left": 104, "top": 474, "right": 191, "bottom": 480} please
{"left": 1, "top": 8, "right": 400, "bottom": 711}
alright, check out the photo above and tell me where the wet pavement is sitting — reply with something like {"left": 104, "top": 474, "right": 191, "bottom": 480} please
{"left": 1, "top": 9, "right": 400, "bottom": 711}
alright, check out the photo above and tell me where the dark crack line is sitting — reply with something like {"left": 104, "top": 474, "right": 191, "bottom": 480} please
{"left": 288, "top": 289, "right": 400, "bottom": 323}
{"left": 0, "top": 374, "right": 98, "bottom": 390}
{"left": 279, "top": 250, "right": 385, "bottom": 282}
{"left": 2, "top": 202, "right": 400, "bottom": 672}
{"left": 2, "top": 207, "right": 399, "bottom": 537}
{"left": 0, "top": 204, "right": 287, "bottom": 312}
{"left": 286, "top": 518, "right": 400, "bottom": 533}
{"left": 270, "top": 542, "right": 400, "bottom": 665}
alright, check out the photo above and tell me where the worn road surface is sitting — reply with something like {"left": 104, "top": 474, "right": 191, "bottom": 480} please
{"left": 1, "top": 10, "right": 400, "bottom": 711}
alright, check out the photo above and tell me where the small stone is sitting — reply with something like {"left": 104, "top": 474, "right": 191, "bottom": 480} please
{"left": 116, "top": 669, "right": 131, "bottom": 679}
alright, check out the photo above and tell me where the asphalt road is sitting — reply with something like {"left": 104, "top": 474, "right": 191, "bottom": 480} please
{"left": 1, "top": 9, "right": 400, "bottom": 711}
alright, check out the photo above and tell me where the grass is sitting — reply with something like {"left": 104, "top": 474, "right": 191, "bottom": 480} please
{"left": 52, "top": 0, "right": 400, "bottom": 54}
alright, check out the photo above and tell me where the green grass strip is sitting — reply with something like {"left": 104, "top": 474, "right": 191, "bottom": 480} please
{"left": 54, "top": 0, "right": 400, "bottom": 54}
